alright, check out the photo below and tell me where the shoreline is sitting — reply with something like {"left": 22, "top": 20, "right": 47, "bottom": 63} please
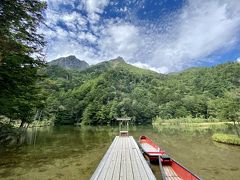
{"left": 212, "top": 133, "right": 240, "bottom": 146}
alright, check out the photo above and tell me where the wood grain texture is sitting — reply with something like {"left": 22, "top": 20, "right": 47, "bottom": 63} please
{"left": 91, "top": 136, "right": 156, "bottom": 180}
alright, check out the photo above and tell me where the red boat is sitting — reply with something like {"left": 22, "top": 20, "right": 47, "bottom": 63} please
{"left": 139, "top": 136, "right": 201, "bottom": 180}
{"left": 139, "top": 136, "right": 165, "bottom": 162}
{"left": 159, "top": 154, "right": 201, "bottom": 180}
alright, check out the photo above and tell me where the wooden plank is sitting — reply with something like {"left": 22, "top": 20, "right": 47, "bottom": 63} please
{"left": 125, "top": 138, "right": 134, "bottom": 180}
{"left": 163, "top": 166, "right": 177, "bottom": 177}
{"left": 97, "top": 136, "right": 120, "bottom": 179}
{"left": 90, "top": 136, "right": 118, "bottom": 180}
{"left": 141, "top": 143, "right": 158, "bottom": 152}
{"left": 164, "top": 166, "right": 171, "bottom": 176}
{"left": 166, "top": 177, "right": 182, "bottom": 180}
{"left": 91, "top": 136, "right": 156, "bottom": 180}
{"left": 131, "top": 136, "right": 156, "bottom": 180}
{"left": 165, "top": 167, "right": 172, "bottom": 177}
{"left": 112, "top": 136, "right": 123, "bottom": 180}
{"left": 128, "top": 137, "right": 142, "bottom": 180}
{"left": 137, "top": 142, "right": 157, "bottom": 179}
{"left": 129, "top": 137, "right": 149, "bottom": 180}
{"left": 163, "top": 166, "right": 182, "bottom": 180}
{"left": 120, "top": 137, "right": 127, "bottom": 180}
{"left": 105, "top": 136, "right": 122, "bottom": 180}
{"left": 126, "top": 138, "right": 134, "bottom": 180}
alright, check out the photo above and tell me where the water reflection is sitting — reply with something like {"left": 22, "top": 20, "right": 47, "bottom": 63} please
{"left": 0, "top": 125, "right": 239, "bottom": 180}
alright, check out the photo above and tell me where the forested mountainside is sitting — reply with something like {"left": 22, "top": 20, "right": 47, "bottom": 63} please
{"left": 39, "top": 58, "right": 240, "bottom": 125}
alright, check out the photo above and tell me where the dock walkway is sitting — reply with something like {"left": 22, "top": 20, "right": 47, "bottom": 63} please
{"left": 91, "top": 136, "right": 156, "bottom": 180}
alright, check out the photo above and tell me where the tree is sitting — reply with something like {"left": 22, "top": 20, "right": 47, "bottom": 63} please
{"left": 38, "top": 58, "right": 240, "bottom": 125}
{"left": 219, "top": 90, "right": 240, "bottom": 137}
{"left": 0, "top": 0, "right": 47, "bottom": 54}
{"left": 0, "top": 0, "right": 47, "bottom": 126}
{"left": 81, "top": 104, "right": 95, "bottom": 125}
{"left": 182, "top": 95, "right": 208, "bottom": 118}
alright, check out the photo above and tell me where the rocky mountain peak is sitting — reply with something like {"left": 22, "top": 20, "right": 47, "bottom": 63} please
{"left": 49, "top": 55, "right": 89, "bottom": 70}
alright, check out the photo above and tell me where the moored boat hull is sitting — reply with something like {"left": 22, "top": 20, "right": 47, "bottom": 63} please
{"left": 139, "top": 135, "right": 165, "bottom": 162}
{"left": 139, "top": 135, "right": 201, "bottom": 179}
{"left": 159, "top": 155, "right": 201, "bottom": 180}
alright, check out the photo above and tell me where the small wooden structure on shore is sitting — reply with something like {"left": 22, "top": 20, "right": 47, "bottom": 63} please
{"left": 91, "top": 117, "right": 156, "bottom": 180}
{"left": 117, "top": 117, "right": 131, "bottom": 136}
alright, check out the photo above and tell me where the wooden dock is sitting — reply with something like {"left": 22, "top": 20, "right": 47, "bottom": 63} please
{"left": 91, "top": 136, "right": 156, "bottom": 180}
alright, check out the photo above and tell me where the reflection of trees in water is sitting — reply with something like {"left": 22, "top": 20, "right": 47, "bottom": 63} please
{"left": 19, "top": 126, "right": 121, "bottom": 154}
{"left": 78, "top": 126, "right": 118, "bottom": 149}
{"left": 0, "top": 126, "right": 119, "bottom": 168}
{"left": 26, "top": 126, "right": 54, "bottom": 146}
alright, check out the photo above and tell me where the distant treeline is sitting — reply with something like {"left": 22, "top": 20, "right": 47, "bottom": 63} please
{"left": 39, "top": 60, "right": 240, "bottom": 125}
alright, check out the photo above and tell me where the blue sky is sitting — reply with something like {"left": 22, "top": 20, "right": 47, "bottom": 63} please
{"left": 41, "top": 0, "right": 240, "bottom": 73}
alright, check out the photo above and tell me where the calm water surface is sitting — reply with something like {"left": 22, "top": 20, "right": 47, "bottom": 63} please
{"left": 0, "top": 125, "right": 240, "bottom": 180}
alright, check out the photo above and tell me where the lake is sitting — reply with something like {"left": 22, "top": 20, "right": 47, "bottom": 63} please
{"left": 0, "top": 125, "right": 240, "bottom": 180}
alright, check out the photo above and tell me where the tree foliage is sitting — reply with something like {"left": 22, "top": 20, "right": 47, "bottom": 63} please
{"left": 41, "top": 60, "right": 240, "bottom": 125}
{"left": 0, "top": 0, "right": 46, "bottom": 54}
{"left": 0, "top": 0, "right": 47, "bottom": 126}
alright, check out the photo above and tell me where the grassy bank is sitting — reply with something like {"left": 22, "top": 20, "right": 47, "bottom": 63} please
{"left": 153, "top": 116, "right": 225, "bottom": 124}
{"left": 152, "top": 117, "right": 232, "bottom": 128}
{"left": 212, "top": 133, "right": 240, "bottom": 145}
{"left": 152, "top": 117, "right": 234, "bottom": 135}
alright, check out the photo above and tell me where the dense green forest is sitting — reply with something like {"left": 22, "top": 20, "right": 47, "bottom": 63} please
{"left": 0, "top": 0, "right": 239, "bottom": 129}
{"left": 37, "top": 59, "right": 240, "bottom": 125}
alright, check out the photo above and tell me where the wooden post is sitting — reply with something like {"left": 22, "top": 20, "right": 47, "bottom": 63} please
{"left": 116, "top": 118, "right": 131, "bottom": 136}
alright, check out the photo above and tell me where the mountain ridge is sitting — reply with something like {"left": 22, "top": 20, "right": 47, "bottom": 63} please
{"left": 49, "top": 55, "right": 89, "bottom": 70}
{"left": 41, "top": 58, "right": 240, "bottom": 125}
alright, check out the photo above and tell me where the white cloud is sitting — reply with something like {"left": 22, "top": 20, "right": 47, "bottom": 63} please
{"left": 45, "top": 38, "right": 98, "bottom": 64}
{"left": 78, "top": 32, "right": 97, "bottom": 43}
{"left": 148, "top": 0, "right": 240, "bottom": 72}
{"left": 84, "top": 0, "right": 110, "bottom": 23}
{"left": 56, "top": 27, "right": 68, "bottom": 38}
{"left": 44, "top": 0, "right": 75, "bottom": 10}
{"left": 42, "top": 0, "right": 240, "bottom": 73}
{"left": 237, "top": 57, "right": 240, "bottom": 63}
{"left": 85, "top": 0, "right": 109, "bottom": 14}
{"left": 62, "top": 12, "right": 87, "bottom": 26}
{"left": 98, "top": 23, "right": 142, "bottom": 60}
{"left": 130, "top": 62, "right": 169, "bottom": 74}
